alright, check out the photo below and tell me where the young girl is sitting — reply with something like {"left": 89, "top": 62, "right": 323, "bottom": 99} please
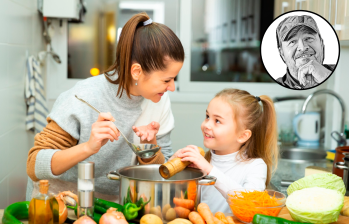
{"left": 171, "top": 88, "right": 278, "bottom": 213}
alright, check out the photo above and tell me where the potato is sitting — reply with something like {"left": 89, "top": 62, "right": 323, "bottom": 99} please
{"left": 166, "top": 208, "right": 177, "bottom": 221}
{"left": 140, "top": 214, "right": 163, "bottom": 224}
{"left": 162, "top": 203, "right": 171, "bottom": 218}
{"left": 150, "top": 206, "right": 163, "bottom": 219}
{"left": 168, "top": 218, "right": 193, "bottom": 224}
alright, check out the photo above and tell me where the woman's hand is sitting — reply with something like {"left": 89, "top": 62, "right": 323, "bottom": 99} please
{"left": 132, "top": 121, "right": 160, "bottom": 143}
{"left": 86, "top": 112, "right": 120, "bottom": 155}
{"left": 178, "top": 145, "right": 213, "bottom": 175}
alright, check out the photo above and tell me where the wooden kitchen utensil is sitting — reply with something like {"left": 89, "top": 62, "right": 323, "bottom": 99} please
{"left": 159, "top": 147, "right": 205, "bottom": 179}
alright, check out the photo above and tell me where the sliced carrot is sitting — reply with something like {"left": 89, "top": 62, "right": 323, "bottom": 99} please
{"left": 188, "top": 211, "right": 205, "bottom": 224}
{"left": 227, "top": 190, "right": 282, "bottom": 223}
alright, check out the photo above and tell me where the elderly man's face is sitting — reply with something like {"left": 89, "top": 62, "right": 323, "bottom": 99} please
{"left": 279, "top": 27, "right": 324, "bottom": 78}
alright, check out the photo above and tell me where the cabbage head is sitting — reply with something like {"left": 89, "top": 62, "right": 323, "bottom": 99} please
{"left": 286, "top": 173, "right": 345, "bottom": 224}
{"left": 287, "top": 173, "right": 346, "bottom": 196}
{"left": 286, "top": 187, "right": 344, "bottom": 224}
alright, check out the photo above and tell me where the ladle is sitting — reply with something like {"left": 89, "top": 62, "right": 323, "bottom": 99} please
{"left": 75, "top": 95, "right": 160, "bottom": 159}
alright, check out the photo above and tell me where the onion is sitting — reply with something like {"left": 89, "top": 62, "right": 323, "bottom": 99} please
{"left": 55, "top": 191, "right": 79, "bottom": 224}
{"left": 73, "top": 216, "right": 96, "bottom": 224}
{"left": 100, "top": 208, "right": 129, "bottom": 224}
{"left": 55, "top": 195, "right": 68, "bottom": 224}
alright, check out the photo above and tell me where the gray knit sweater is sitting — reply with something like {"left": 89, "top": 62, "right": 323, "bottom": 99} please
{"left": 26, "top": 74, "right": 174, "bottom": 201}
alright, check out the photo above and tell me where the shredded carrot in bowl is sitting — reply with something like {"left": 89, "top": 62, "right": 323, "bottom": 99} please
{"left": 227, "top": 189, "right": 286, "bottom": 223}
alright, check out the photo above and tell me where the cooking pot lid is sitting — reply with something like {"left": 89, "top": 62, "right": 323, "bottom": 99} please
{"left": 116, "top": 164, "right": 206, "bottom": 182}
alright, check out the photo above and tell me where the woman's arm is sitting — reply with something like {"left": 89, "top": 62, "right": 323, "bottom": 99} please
{"left": 27, "top": 113, "right": 120, "bottom": 180}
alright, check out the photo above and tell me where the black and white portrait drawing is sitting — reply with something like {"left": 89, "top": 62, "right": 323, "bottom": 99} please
{"left": 261, "top": 11, "right": 340, "bottom": 90}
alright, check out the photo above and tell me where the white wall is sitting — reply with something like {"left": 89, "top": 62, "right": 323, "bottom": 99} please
{"left": 0, "top": 0, "right": 45, "bottom": 208}
{"left": 324, "top": 43, "right": 349, "bottom": 149}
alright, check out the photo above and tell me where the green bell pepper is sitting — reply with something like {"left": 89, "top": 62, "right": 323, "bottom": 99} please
{"left": 2, "top": 201, "right": 30, "bottom": 224}
{"left": 252, "top": 214, "right": 312, "bottom": 224}
{"left": 124, "top": 203, "right": 142, "bottom": 220}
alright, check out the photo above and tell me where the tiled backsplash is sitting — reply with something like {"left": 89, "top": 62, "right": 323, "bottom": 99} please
{"left": 0, "top": 0, "right": 45, "bottom": 208}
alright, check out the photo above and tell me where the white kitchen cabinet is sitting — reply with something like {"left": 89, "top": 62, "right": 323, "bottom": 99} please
{"left": 274, "top": 0, "right": 349, "bottom": 40}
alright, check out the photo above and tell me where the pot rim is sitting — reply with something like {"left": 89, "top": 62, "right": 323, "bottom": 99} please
{"left": 113, "top": 164, "right": 208, "bottom": 182}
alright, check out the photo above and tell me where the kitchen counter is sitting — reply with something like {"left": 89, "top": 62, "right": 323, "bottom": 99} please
{"left": 1, "top": 207, "right": 349, "bottom": 224}
{"left": 270, "top": 159, "right": 334, "bottom": 196}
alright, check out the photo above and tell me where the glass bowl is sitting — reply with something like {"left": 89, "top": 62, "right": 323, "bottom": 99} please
{"left": 226, "top": 188, "right": 286, "bottom": 224}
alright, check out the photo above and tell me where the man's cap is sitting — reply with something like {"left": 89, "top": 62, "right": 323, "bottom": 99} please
{"left": 277, "top": 15, "right": 319, "bottom": 42}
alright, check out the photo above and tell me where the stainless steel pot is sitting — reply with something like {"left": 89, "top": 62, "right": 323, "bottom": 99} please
{"left": 107, "top": 164, "right": 216, "bottom": 221}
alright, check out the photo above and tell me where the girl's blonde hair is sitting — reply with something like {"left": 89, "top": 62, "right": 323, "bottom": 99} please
{"left": 204, "top": 88, "right": 278, "bottom": 186}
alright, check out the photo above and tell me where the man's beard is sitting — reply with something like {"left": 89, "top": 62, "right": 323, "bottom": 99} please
{"left": 285, "top": 50, "right": 324, "bottom": 80}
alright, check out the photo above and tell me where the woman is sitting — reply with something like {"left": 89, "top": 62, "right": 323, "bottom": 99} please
{"left": 26, "top": 12, "right": 184, "bottom": 202}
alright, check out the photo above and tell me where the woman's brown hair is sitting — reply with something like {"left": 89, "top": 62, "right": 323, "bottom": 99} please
{"left": 104, "top": 12, "right": 185, "bottom": 98}
{"left": 204, "top": 89, "right": 278, "bottom": 186}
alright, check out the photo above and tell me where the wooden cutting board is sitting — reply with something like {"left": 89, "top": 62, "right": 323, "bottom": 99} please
{"left": 231, "top": 207, "right": 349, "bottom": 224}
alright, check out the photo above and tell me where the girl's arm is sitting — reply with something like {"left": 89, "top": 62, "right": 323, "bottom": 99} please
{"left": 178, "top": 146, "right": 267, "bottom": 198}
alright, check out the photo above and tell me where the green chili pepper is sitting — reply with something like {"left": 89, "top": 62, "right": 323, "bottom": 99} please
{"left": 94, "top": 198, "right": 124, "bottom": 213}
{"left": 123, "top": 203, "right": 142, "bottom": 220}
{"left": 252, "top": 214, "right": 312, "bottom": 224}
{"left": 124, "top": 186, "right": 133, "bottom": 204}
{"left": 184, "top": 190, "right": 188, "bottom": 199}
{"left": 2, "top": 201, "right": 30, "bottom": 224}
{"left": 136, "top": 196, "right": 151, "bottom": 218}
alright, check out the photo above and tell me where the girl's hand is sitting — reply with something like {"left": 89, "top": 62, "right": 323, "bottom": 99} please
{"left": 132, "top": 121, "right": 160, "bottom": 142}
{"left": 86, "top": 112, "right": 120, "bottom": 155}
{"left": 178, "top": 145, "right": 213, "bottom": 175}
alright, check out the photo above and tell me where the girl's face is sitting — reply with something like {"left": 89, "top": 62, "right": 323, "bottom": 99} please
{"left": 201, "top": 97, "right": 244, "bottom": 155}
{"left": 132, "top": 59, "right": 183, "bottom": 103}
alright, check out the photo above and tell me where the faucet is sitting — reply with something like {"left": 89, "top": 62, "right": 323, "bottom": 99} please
{"left": 301, "top": 89, "right": 346, "bottom": 138}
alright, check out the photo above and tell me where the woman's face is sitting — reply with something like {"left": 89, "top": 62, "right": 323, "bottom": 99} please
{"left": 133, "top": 59, "right": 183, "bottom": 103}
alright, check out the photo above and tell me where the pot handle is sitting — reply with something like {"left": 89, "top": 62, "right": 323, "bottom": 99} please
{"left": 335, "top": 162, "right": 349, "bottom": 170}
{"left": 107, "top": 171, "right": 120, "bottom": 180}
{"left": 198, "top": 175, "right": 216, "bottom": 186}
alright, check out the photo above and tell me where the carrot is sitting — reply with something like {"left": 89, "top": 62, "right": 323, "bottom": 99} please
{"left": 215, "top": 212, "right": 228, "bottom": 224}
{"left": 174, "top": 206, "right": 191, "bottom": 219}
{"left": 226, "top": 216, "right": 235, "bottom": 224}
{"left": 187, "top": 181, "right": 197, "bottom": 201}
{"left": 188, "top": 211, "right": 205, "bottom": 224}
{"left": 214, "top": 217, "right": 224, "bottom": 224}
{"left": 227, "top": 190, "right": 282, "bottom": 223}
{"left": 173, "top": 197, "right": 195, "bottom": 210}
{"left": 197, "top": 203, "right": 215, "bottom": 224}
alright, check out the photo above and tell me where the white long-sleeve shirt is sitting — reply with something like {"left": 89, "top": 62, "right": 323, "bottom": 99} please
{"left": 201, "top": 150, "right": 267, "bottom": 214}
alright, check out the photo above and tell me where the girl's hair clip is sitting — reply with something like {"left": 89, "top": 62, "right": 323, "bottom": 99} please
{"left": 143, "top": 18, "right": 153, "bottom": 26}
{"left": 255, "top": 96, "right": 261, "bottom": 102}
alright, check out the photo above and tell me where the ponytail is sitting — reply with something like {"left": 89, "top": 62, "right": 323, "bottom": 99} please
{"left": 257, "top": 96, "right": 278, "bottom": 186}
{"left": 104, "top": 12, "right": 184, "bottom": 98}
{"left": 215, "top": 89, "right": 278, "bottom": 186}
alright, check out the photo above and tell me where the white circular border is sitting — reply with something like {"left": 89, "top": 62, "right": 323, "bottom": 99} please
{"left": 261, "top": 10, "right": 340, "bottom": 81}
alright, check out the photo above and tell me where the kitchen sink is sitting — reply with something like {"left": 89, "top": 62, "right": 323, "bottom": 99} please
{"left": 280, "top": 146, "right": 327, "bottom": 162}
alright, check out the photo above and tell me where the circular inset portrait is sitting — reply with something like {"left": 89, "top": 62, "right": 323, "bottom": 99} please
{"left": 261, "top": 10, "right": 340, "bottom": 90}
